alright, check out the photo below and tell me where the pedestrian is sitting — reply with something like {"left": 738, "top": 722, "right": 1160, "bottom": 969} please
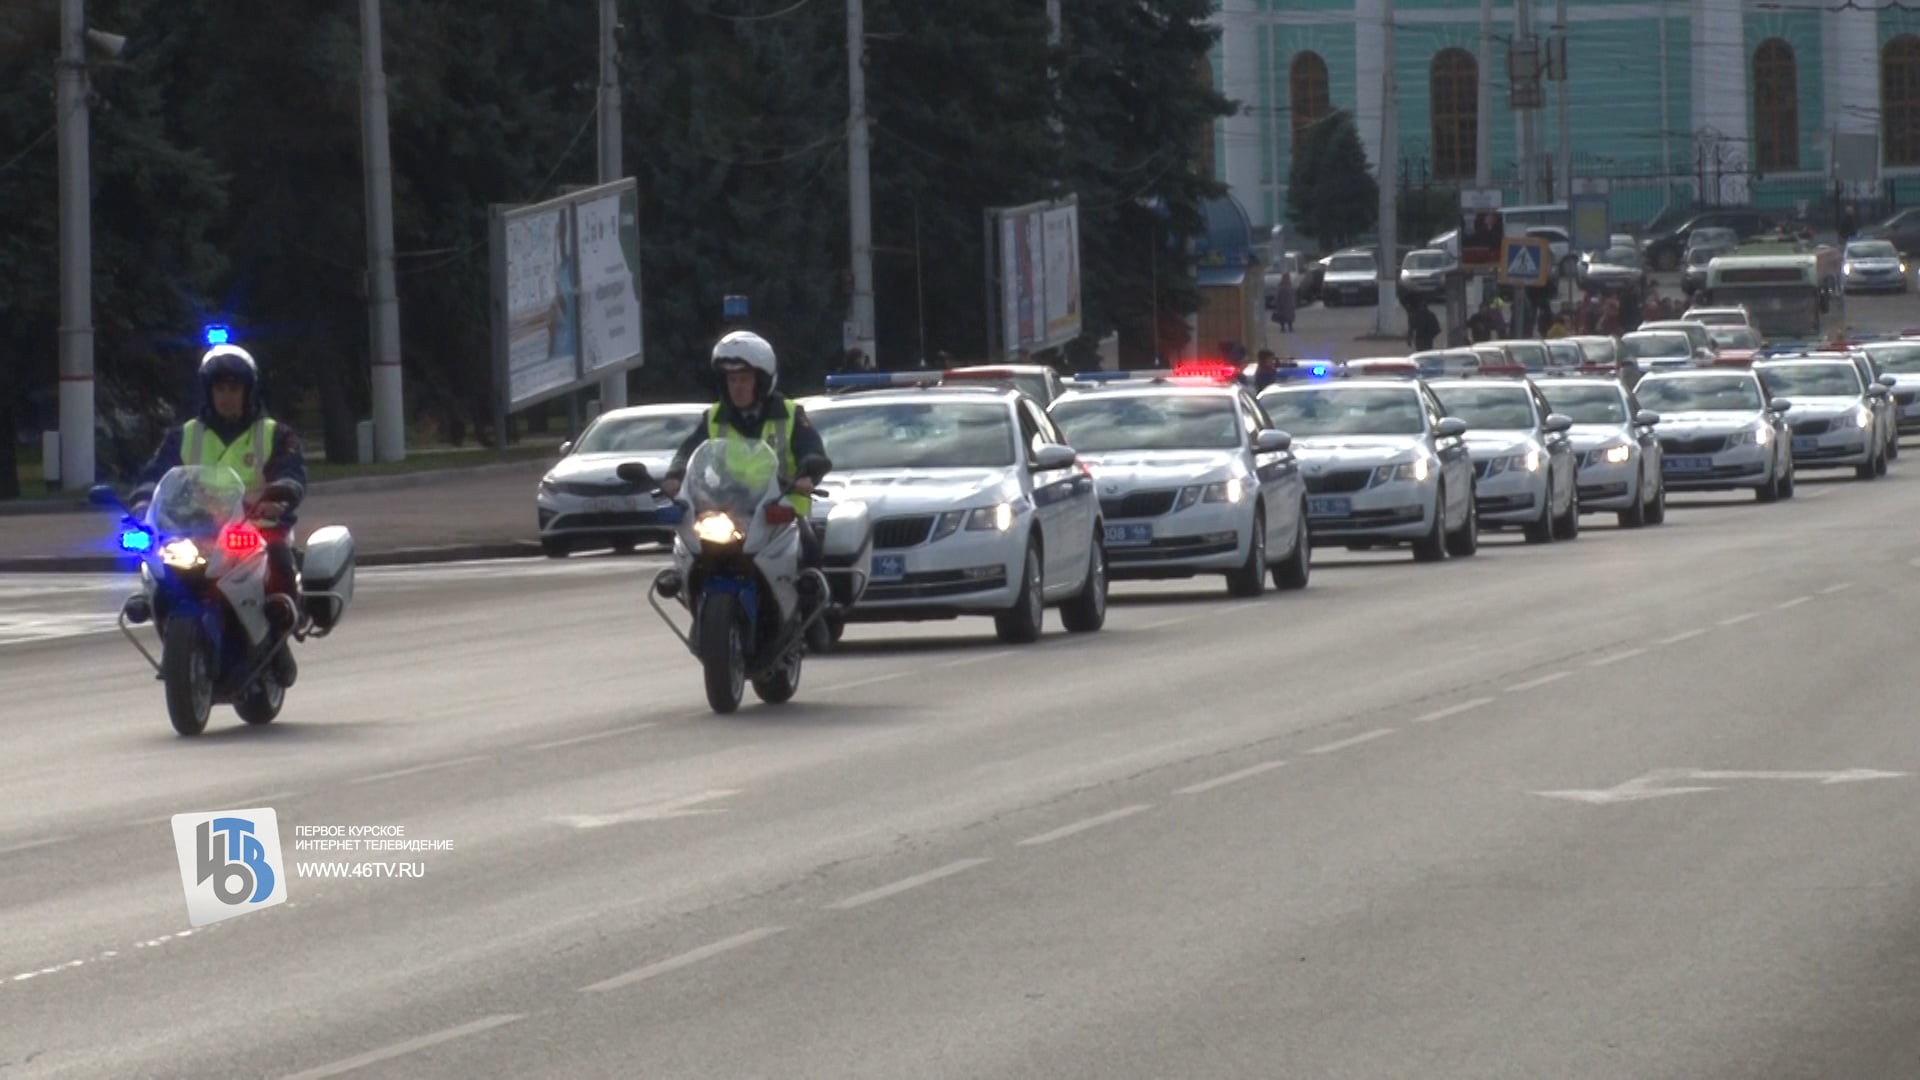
{"left": 1253, "top": 349, "right": 1280, "bottom": 391}
{"left": 1409, "top": 303, "right": 1441, "bottom": 351}
{"left": 1271, "top": 272, "right": 1297, "bottom": 333}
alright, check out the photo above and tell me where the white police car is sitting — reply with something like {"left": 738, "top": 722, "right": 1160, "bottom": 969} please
{"left": 535, "top": 403, "right": 707, "bottom": 557}
{"left": 1047, "top": 372, "right": 1310, "bottom": 596}
{"left": 1426, "top": 375, "right": 1581, "bottom": 544}
{"left": 806, "top": 377, "right": 1106, "bottom": 643}
{"left": 1257, "top": 376, "right": 1479, "bottom": 563}
{"left": 1632, "top": 368, "right": 1796, "bottom": 502}
{"left": 1753, "top": 357, "right": 1892, "bottom": 479}
{"left": 1535, "top": 375, "right": 1667, "bottom": 527}
{"left": 1858, "top": 339, "right": 1920, "bottom": 437}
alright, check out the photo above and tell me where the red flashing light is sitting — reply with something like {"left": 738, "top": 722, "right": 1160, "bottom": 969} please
{"left": 220, "top": 523, "right": 263, "bottom": 555}
{"left": 1171, "top": 360, "right": 1240, "bottom": 383}
{"left": 764, "top": 503, "right": 797, "bottom": 525}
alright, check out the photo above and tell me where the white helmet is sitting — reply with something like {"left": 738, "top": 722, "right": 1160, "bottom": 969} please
{"left": 712, "top": 331, "right": 777, "bottom": 395}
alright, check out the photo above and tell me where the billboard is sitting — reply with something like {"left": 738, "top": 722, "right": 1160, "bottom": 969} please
{"left": 984, "top": 195, "right": 1082, "bottom": 358}
{"left": 489, "top": 178, "right": 643, "bottom": 418}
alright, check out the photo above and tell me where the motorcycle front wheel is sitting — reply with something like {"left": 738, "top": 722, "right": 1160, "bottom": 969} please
{"left": 162, "top": 615, "right": 213, "bottom": 736}
{"left": 752, "top": 647, "right": 802, "bottom": 705}
{"left": 697, "top": 592, "right": 747, "bottom": 714}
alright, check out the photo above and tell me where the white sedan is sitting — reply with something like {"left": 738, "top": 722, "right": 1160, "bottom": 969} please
{"left": 535, "top": 403, "right": 707, "bottom": 558}
{"left": 1535, "top": 375, "right": 1667, "bottom": 527}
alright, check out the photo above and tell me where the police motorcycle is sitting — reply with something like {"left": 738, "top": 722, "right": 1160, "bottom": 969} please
{"left": 89, "top": 465, "right": 356, "bottom": 736}
{"left": 625, "top": 439, "right": 871, "bottom": 714}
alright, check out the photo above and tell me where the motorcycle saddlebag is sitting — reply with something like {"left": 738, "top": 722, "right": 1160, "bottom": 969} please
{"left": 301, "top": 525, "right": 357, "bottom": 631}
{"left": 819, "top": 500, "right": 872, "bottom": 560}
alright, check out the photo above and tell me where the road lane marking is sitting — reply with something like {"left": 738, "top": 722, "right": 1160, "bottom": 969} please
{"left": 279, "top": 1014, "right": 526, "bottom": 1079}
{"left": 1175, "top": 760, "right": 1287, "bottom": 794}
{"left": 1716, "top": 611, "right": 1761, "bottom": 627}
{"left": 935, "top": 649, "right": 1014, "bottom": 669}
{"left": 825, "top": 858, "right": 991, "bottom": 911}
{"left": 1774, "top": 596, "right": 1812, "bottom": 610}
{"left": 1411, "top": 697, "right": 1494, "bottom": 723}
{"left": 527, "top": 723, "right": 658, "bottom": 751}
{"left": 814, "top": 672, "right": 910, "bottom": 694}
{"left": 578, "top": 928, "right": 786, "bottom": 993}
{"left": 1140, "top": 613, "right": 1207, "bottom": 630}
{"left": 1655, "top": 628, "right": 1706, "bottom": 645}
{"left": 1305, "top": 729, "right": 1396, "bottom": 755}
{"left": 1505, "top": 671, "right": 1571, "bottom": 692}
{"left": 1589, "top": 649, "right": 1646, "bottom": 668}
{"left": 0, "top": 835, "right": 70, "bottom": 857}
{"left": 1819, "top": 582, "right": 1855, "bottom": 595}
{"left": 349, "top": 755, "right": 492, "bottom": 785}
{"left": 1017, "top": 805, "right": 1153, "bottom": 846}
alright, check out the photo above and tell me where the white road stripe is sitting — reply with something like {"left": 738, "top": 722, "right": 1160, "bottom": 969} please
{"left": 814, "top": 671, "right": 910, "bottom": 694}
{"left": 1505, "top": 671, "right": 1571, "bottom": 693}
{"left": 348, "top": 755, "right": 492, "bottom": 785}
{"left": 578, "top": 928, "right": 786, "bottom": 993}
{"left": 1716, "top": 611, "right": 1761, "bottom": 627}
{"left": 1655, "top": 628, "right": 1706, "bottom": 645}
{"left": 825, "top": 858, "right": 991, "bottom": 911}
{"left": 278, "top": 1014, "right": 526, "bottom": 1079}
{"left": 527, "top": 723, "right": 658, "bottom": 751}
{"left": 1305, "top": 729, "right": 1396, "bottom": 755}
{"left": 1175, "top": 760, "right": 1288, "bottom": 794}
{"left": 0, "top": 835, "right": 70, "bottom": 857}
{"left": 1819, "top": 581, "right": 1855, "bottom": 595}
{"left": 1411, "top": 697, "right": 1494, "bottom": 723}
{"left": 1140, "top": 613, "right": 1207, "bottom": 630}
{"left": 1017, "top": 804, "right": 1153, "bottom": 846}
{"left": 1588, "top": 648, "right": 1646, "bottom": 668}
{"left": 935, "top": 649, "right": 1014, "bottom": 669}
{"left": 1774, "top": 596, "right": 1813, "bottom": 610}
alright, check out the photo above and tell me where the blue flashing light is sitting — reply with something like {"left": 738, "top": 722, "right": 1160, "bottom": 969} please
{"left": 823, "top": 371, "right": 941, "bottom": 390}
{"left": 119, "top": 528, "right": 153, "bottom": 553}
{"left": 204, "top": 324, "right": 231, "bottom": 347}
{"left": 1069, "top": 371, "right": 1136, "bottom": 382}
{"left": 1310, "top": 364, "right": 1329, "bottom": 378}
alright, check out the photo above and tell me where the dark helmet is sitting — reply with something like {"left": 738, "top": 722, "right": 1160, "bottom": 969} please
{"left": 198, "top": 344, "right": 260, "bottom": 418}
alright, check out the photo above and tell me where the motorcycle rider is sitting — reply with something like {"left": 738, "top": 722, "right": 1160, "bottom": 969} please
{"left": 132, "top": 340, "right": 309, "bottom": 686}
{"left": 663, "top": 330, "right": 832, "bottom": 601}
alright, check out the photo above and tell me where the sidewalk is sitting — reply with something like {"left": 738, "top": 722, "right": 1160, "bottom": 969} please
{"left": 0, "top": 461, "right": 553, "bottom": 572}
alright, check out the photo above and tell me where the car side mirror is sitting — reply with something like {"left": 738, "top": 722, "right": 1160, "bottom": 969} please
{"left": 1434, "top": 417, "right": 1469, "bottom": 439}
{"left": 558, "top": 440, "right": 573, "bottom": 456}
{"left": 616, "top": 462, "right": 653, "bottom": 484}
{"left": 1769, "top": 397, "right": 1793, "bottom": 413}
{"left": 1877, "top": 374, "right": 1898, "bottom": 387}
{"left": 87, "top": 483, "right": 124, "bottom": 510}
{"left": 1544, "top": 413, "right": 1574, "bottom": 434}
{"left": 1031, "top": 443, "right": 1077, "bottom": 470}
{"left": 1868, "top": 383, "right": 1891, "bottom": 398}
{"left": 1254, "top": 428, "right": 1292, "bottom": 452}
{"left": 1634, "top": 409, "right": 1661, "bottom": 426}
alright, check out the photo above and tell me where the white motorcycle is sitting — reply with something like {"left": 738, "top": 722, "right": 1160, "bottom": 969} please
{"left": 626, "top": 441, "right": 871, "bottom": 714}
{"left": 90, "top": 465, "right": 356, "bottom": 736}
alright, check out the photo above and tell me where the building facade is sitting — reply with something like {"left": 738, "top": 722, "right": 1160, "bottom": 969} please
{"left": 1212, "top": 0, "right": 1920, "bottom": 235}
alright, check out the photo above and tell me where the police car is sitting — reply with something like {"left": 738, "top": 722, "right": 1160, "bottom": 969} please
{"left": 1257, "top": 374, "right": 1479, "bottom": 563}
{"left": 1047, "top": 369, "right": 1310, "bottom": 597}
{"left": 806, "top": 377, "right": 1106, "bottom": 643}
{"left": 535, "top": 403, "right": 707, "bottom": 557}
{"left": 1752, "top": 357, "right": 1892, "bottom": 479}
{"left": 1426, "top": 373, "right": 1582, "bottom": 543}
{"left": 821, "top": 364, "right": 1067, "bottom": 407}
{"left": 1534, "top": 375, "right": 1667, "bottom": 527}
{"left": 1857, "top": 339, "right": 1920, "bottom": 436}
{"left": 1631, "top": 368, "right": 1796, "bottom": 502}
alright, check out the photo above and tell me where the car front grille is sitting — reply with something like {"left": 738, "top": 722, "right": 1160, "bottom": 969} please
{"left": 1660, "top": 435, "right": 1728, "bottom": 454}
{"left": 1303, "top": 469, "right": 1374, "bottom": 494}
{"left": 1791, "top": 419, "right": 1832, "bottom": 436}
{"left": 872, "top": 515, "right": 936, "bottom": 549}
{"left": 1100, "top": 490, "right": 1178, "bottom": 518}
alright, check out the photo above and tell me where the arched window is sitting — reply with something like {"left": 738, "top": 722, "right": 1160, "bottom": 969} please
{"left": 1290, "top": 52, "right": 1330, "bottom": 162}
{"left": 1885, "top": 35, "right": 1920, "bottom": 166}
{"left": 1752, "top": 39, "right": 1799, "bottom": 172}
{"left": 1429, "top": 48, "right": 1478, "bottom": 181}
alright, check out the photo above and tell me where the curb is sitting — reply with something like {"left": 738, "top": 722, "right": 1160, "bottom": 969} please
{"left": 0, "top": 540, "right": 546, "bottom": 575}
{"left": 0, "top": 457, "right": 555, "bottom": 517}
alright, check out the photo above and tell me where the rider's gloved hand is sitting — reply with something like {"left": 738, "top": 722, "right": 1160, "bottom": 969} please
{"left": 791, "top": 477, "right": 816, "bottom": 495}
{"left": 660, "top": 477, "right": 682, "bottom": 498}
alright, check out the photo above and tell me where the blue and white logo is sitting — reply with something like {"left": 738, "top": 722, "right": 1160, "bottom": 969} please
{"left": 171, "top": 808, "right": 288, "bottom": 927}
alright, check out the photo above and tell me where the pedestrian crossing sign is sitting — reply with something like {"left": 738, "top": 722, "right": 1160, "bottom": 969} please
{"left": 1499, "top": 237, "right": 1550, "bottom": 286}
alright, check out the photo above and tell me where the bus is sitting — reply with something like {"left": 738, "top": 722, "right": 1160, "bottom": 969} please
{"left": 1697, "top": 244, "right": 1843, "bottom": 342}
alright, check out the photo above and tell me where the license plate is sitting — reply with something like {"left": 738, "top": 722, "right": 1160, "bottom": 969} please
{"left": 870, "top": 554, "right": 905, "bottom": 582}
{"left": 589, "top": 496, "right": 635, "bottom": 514}
{"left": 1792, "top": 436, "right": 1818, "bottom": 453}
{"left": 1308, "top": 497, "right": 1351, "bottom": 517}
{"left": 1665, "top": 456, "right": 1712, "bottom": 472}
{"left": 1104, "top": 523, "right": 1153, "bottom": 547}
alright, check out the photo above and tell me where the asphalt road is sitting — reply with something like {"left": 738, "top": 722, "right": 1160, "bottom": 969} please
{"left": 3, "top": 444, "right": 1920, "bottom": 1077}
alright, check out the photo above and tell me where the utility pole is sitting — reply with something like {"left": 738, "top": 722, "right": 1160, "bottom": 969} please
{"left": 595, "top": 0, "right": 627, "bottom": 409}
{"left": 1554, "top": 0, "right": 1570, "bottom": 204}
{"left": 846, "top": 0, "right": 877, "bottom": 369}
{"left": 55, "top": 0, "right": 95, "bottom": 491}
{"left": 1658, "top": 0, "right": 1672, "bottom": 209}
{"left": 1375, "top": 0, "right": 1400, "bottom": 339}
{"left": 359, "top": 0, "right": 405, "bottom": 462}
{"left": 1476, "top": 0, "right": 1493, "bottom": 190}
{"left": 1517, "top": 0, "right": 1538, "bottom": 204}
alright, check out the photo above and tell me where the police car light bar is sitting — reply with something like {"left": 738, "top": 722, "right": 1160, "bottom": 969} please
{"left": 823, "top": 370, "right": 943, "bottom": 392}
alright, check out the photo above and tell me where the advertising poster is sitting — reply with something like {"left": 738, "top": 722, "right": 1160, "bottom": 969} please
{"left": 1042, "top": 204, "right": 1081, "bottom": 341}
{"left": 504, "top": 207, "right": 579, "bottom": 405}
{"left": 574, "top": 191, "right": 643, "bottom": 375}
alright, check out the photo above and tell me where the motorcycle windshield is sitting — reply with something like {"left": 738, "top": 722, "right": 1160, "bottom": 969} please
{"left": 683, "top": 439, "right": 778, "bottom": 528}
{"left": 149, "top": 465, "right": 247, "bottom": 539}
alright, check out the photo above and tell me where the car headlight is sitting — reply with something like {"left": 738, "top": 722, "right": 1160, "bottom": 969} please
{"left": 159, "top": 539, "right": 204, "bottom": 569}
{"left": 1585, "top": 442, "right": 1632, "bottom": 467}
{"left": 964, "top": 501, "right": 1016, "bottom": 532}
{"left": 538, "top": 478, "right": 557, "bottom": 495}
{"left": 1729, "top": 425, "right": 1769, "bottom": 446}
{"left": 1849, "top": 407, "right": 1871, "bottom": 429}
{"left": 693, "top": 513, "right": 742, "bottom": 544}
{"left": 1486, "top": 448, "right": 1542, "bottom": 475}
{"left": 1173, "top": 478, "right": 1243, "bottom": 509}
{"left": 1369, "top": 457, "right": 1430, "bottom": 485}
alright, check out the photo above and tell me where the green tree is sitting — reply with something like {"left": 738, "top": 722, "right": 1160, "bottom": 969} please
{"left": 1286, "top": 109, "right": 1377, "bottom": 254}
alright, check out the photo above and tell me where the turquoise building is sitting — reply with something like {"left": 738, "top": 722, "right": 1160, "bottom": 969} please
{"left": 1211, "top": 0, "right": 1920, "bottom": 234}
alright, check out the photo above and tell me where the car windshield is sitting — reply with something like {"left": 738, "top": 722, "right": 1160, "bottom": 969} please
{"left": 1622, "top": 333, "right": 1691, "bottom": 359}
{"left": 1049, "top": 395, "right": 1243, "bottom": 452}
{"left": 1866, "top": 343, "right": 1920, "bottom": 373}
{"left": 1599, "top": 246, "right": 1642, "bottom": 266}
{"left": 1758, "top": 363, "right": 1862, "bottom": 398}
{"left": 1546, "top": 342, "right": 1582, "bottom": 367}
{"left": 1329, "top": 255, "right": 1374, "bottom": 273}
{"left": 1708, "top": 326, "right": 1761, "bottom": 349}
{"left": 945, "top": 371, "right": 1050, "bottom": 404}
{"left": 573, "top": 412, "right": 702, "bottom": 454}
{"left": 1405, "top": 251, "right": 1448, "bottom": 270}
{"left": 1686, "top": 310, "right": 1744, "bottom": 327}
{"left": 1257, "top": 387, "right": 1425, "bottom": 436}
{"left": 1540, "top": 384, "right": 1628, "bottom": 423}
{"left": 1503, "top": 343, "right": 1549, "bottom": 370}
{"left": 1846, "top": 241, "right": 1898, "bottom": 260}
{"left": 809, "top": 401, "right": 1017, "bottom": 470}
{"left": 1687, "top": 247, "right": 1718, "bottom": 267}
{"left": 1431, "top": 386, "right": 1537, "bottom": 430}
{"left": 1635, "top": 376, "right": 1763, "bottom": 412}
{"left": 1572, "top": 338, "right": 1617, "bottom": 362}
{"left": 1689, "top": 228, "right": 1735, "bottom": 248}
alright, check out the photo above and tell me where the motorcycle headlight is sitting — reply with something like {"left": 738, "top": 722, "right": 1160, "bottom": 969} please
{"left": 693, "top": 513, "right": 742, "bottom": 545}
{"left": 1369, "top": 457, "right": 1430, "bottom": 485}
{"left": 965, "top": 501, "right": 1016, "bottom": 532}
{"left": 159, "top": 539, "right": 204, "bottom": 569}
